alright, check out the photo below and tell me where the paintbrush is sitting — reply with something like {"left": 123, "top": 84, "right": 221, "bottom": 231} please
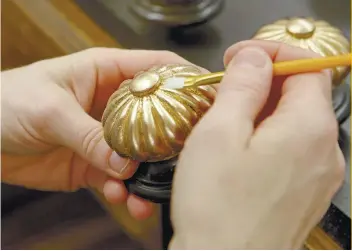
{"left": 164, "top": 53, "right": 352, "bottom": 89}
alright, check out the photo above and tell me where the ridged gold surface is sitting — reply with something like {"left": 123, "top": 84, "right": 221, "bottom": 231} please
{"left": 253, "top": 17, "right": 351, "bottom": 86}
{"left": 102, "top": 64, "right": 217, "bottom": 162}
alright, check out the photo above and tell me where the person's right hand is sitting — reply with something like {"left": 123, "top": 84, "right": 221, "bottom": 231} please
{"left": 170, "top": 40, "right": 345, "bottom": 249}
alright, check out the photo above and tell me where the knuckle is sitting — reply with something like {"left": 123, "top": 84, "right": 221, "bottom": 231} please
{"left": 325, "top": 118, "right": 339, "bottom": 138}
{"left": 298, "top": 98, "right": 338, "bottom": 142}
{"left": 329, "top": 164, "right": 345, "bottom": 195}
{"left": 160, "top": 50, "right": 190, "bottom": 64}
{"left": 82, "top": 47, "right": 122, "bottom": 58}
{"left": 315, "top": 114, "right": 339, "bottom": 141}
{"left": 83, "top": 47, "right": 99, "bottom": 55}
{"left": 334, "top": 150, "right": 346, "bottom": 185}
{"left": 160, "top": 50, "right": 180, "bottom": 59}
{"left": 223, "top": 47, "right": 235, "bottom": 65}
{"left": 84, "top": 47, "right": 109, "bottom": 55}
{"left": 223, "top": 40, "right": 251, "bottom": 65}
{"left": 335, "top": 163, "right": 345, "bottom": 186}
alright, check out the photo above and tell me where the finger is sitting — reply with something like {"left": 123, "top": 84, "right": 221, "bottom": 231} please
{"left": 225, "top": 40, "right": 322, "bottom": 65}
{"left": 103, "top": 179, "right": 128, "bottom": 204}
{"left": 224, "top": 40, "right": 333, "bottom": 135}
{"left": 48, "top": 48, "right": 199, "bottom": 85}
{"left": 127, "top": 194, "right": 154, "bottom": 220}
{"left": 333, "top": 144, "right": 346, "bottom": 191}
{"left": 82, "top": 164, "right": 107, "bottom": 193}
{"left": 51, "top": 96, "right": 139, "bottom": 180}
{"left": 210, "top": 46, "right": 273, "bottom": 143}
{"left": 224, "top": 40, "right": 331, "bottom": 97}
{"left": 252, "top": 72, "right": 336, "bottom": 148}
{"left": 84, "top": 167, "right": 128, "bottom": 203}
{"left": 88, "top": 48, "right": 208, "bottom": 80}
{"left": 47, "top": 48, "right": 207, "bottom": 119}
{"left": 269, "top": 71, "right": 334, "bottom": 135}
{"left": 281, "top": 72, "right": 332, "bottom": 111}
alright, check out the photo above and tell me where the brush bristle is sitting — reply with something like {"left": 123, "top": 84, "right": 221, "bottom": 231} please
{"left": 164, "top": 77, "right": 185, "bottom": 89}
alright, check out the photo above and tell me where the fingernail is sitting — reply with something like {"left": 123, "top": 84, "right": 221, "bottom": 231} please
{"left": 108, "top": 152, "right": 130, "bottom": 174}
{"left": 230, "top": 47, "right": 268, "bottom": 68}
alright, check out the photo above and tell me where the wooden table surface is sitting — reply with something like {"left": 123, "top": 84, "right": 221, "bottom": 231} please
{"left": 1, "top": 0, "right": 344, "bottom": 249}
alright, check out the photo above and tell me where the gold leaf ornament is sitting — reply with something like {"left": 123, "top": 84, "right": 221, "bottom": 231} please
{"left": 253, "top": 17, "right": 351, "bottom": 86}
{"left": 102, "top": 64, "right": 217, "bottom": 162}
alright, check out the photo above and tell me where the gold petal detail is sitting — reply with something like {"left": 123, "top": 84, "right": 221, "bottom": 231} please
{"left": 102, "top": 64, "right": 216, "bottom": 162}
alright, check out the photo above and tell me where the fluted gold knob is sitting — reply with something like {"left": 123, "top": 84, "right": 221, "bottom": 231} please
{"left": 102, "top": 64, "right": 217, "bottom": 162}
{"left": 253, "top": 17, "right": 351, "bottom": 86}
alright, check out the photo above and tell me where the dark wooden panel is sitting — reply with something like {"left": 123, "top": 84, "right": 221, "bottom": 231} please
{"left": 1, "top": 0, "right": 120, "bottom": 70}
{"left": 1, "top": 0, "right": 63, "bottom": 69}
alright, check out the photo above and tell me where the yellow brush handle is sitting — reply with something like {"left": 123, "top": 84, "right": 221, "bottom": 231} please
{"left": 191, "top": 53, "right": 351, "bottom": 88}
{"left": 273, "top": 53, "right": 351, "bottom": 76}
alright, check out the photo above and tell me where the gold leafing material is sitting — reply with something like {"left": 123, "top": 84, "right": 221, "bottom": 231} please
{"left": 102, "top": 64, "right": 217, "bottom": 162}
{"left": 253, "top": 17, "right": 351, "bottom": 86}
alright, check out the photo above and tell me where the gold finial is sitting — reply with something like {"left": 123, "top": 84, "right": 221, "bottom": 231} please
{"left": 102, "top": 64, "right": 217, "bottom": 162}
{"left": 253, "top": 17, "right": 351, "bottom": 86}
{"left": 129, "top": 72, "right": 161, "bottom": 97}
{"left": 286, "top": 18, "right": 316, "bottom": 39}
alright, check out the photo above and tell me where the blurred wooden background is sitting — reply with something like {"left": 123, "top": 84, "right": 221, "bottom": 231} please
{"left": 1, "top": 0, "right": 161, "bottom": 249}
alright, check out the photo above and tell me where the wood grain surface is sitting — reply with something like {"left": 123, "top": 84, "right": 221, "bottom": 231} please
{"left": 2, "top": 0, "right": 119, "bottom": 70}
{"left": 1, "top": 0, "right": 343, "bottom": 249}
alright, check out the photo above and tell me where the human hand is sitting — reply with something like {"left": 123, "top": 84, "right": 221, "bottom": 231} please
{"left": 1, "top": 48, "right": 192, "bottom": 220}
{"left": 170, "top": 40, "right": 345, "bottom": 249}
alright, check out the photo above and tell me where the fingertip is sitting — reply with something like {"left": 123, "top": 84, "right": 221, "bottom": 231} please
{"left": 106, "top": 156, "right": 140, "bottom": 180}
{"left": 227, "top": 46, "right": 271, "bottom": 69}
{"left": 219, "top": 46, "right": 273, "bottom": 99}
{"left": 223, "top": 40, "right": 252, "bottom": 66}
{"left": 223, "top": 45, "right": 237, "bottom": 67}
{"left": 214, "top": 46, "right": 274, "bottom": 141}
{"left": 122, "top": 160, "right": 140, "bottom": 179}
{"left": 127, "top": 195, "right": 154, "bottom": 220}
{"left": 103, "top": 179, "right": 128, "bottom": 204}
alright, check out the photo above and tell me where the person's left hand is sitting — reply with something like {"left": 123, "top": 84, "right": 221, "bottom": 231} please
{"left": 1, "top": 48, "right": 192, "bottom": 220}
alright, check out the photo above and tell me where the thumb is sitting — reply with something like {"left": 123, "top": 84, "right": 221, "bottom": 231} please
{"left": 52, "top": 101, "right": 138, "bottom": 180}
{"left": 210, "top": 47, "right": 273, "bottom": 143}
{"left": 217, "top": 46, "right": 273, "bottom": 121}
